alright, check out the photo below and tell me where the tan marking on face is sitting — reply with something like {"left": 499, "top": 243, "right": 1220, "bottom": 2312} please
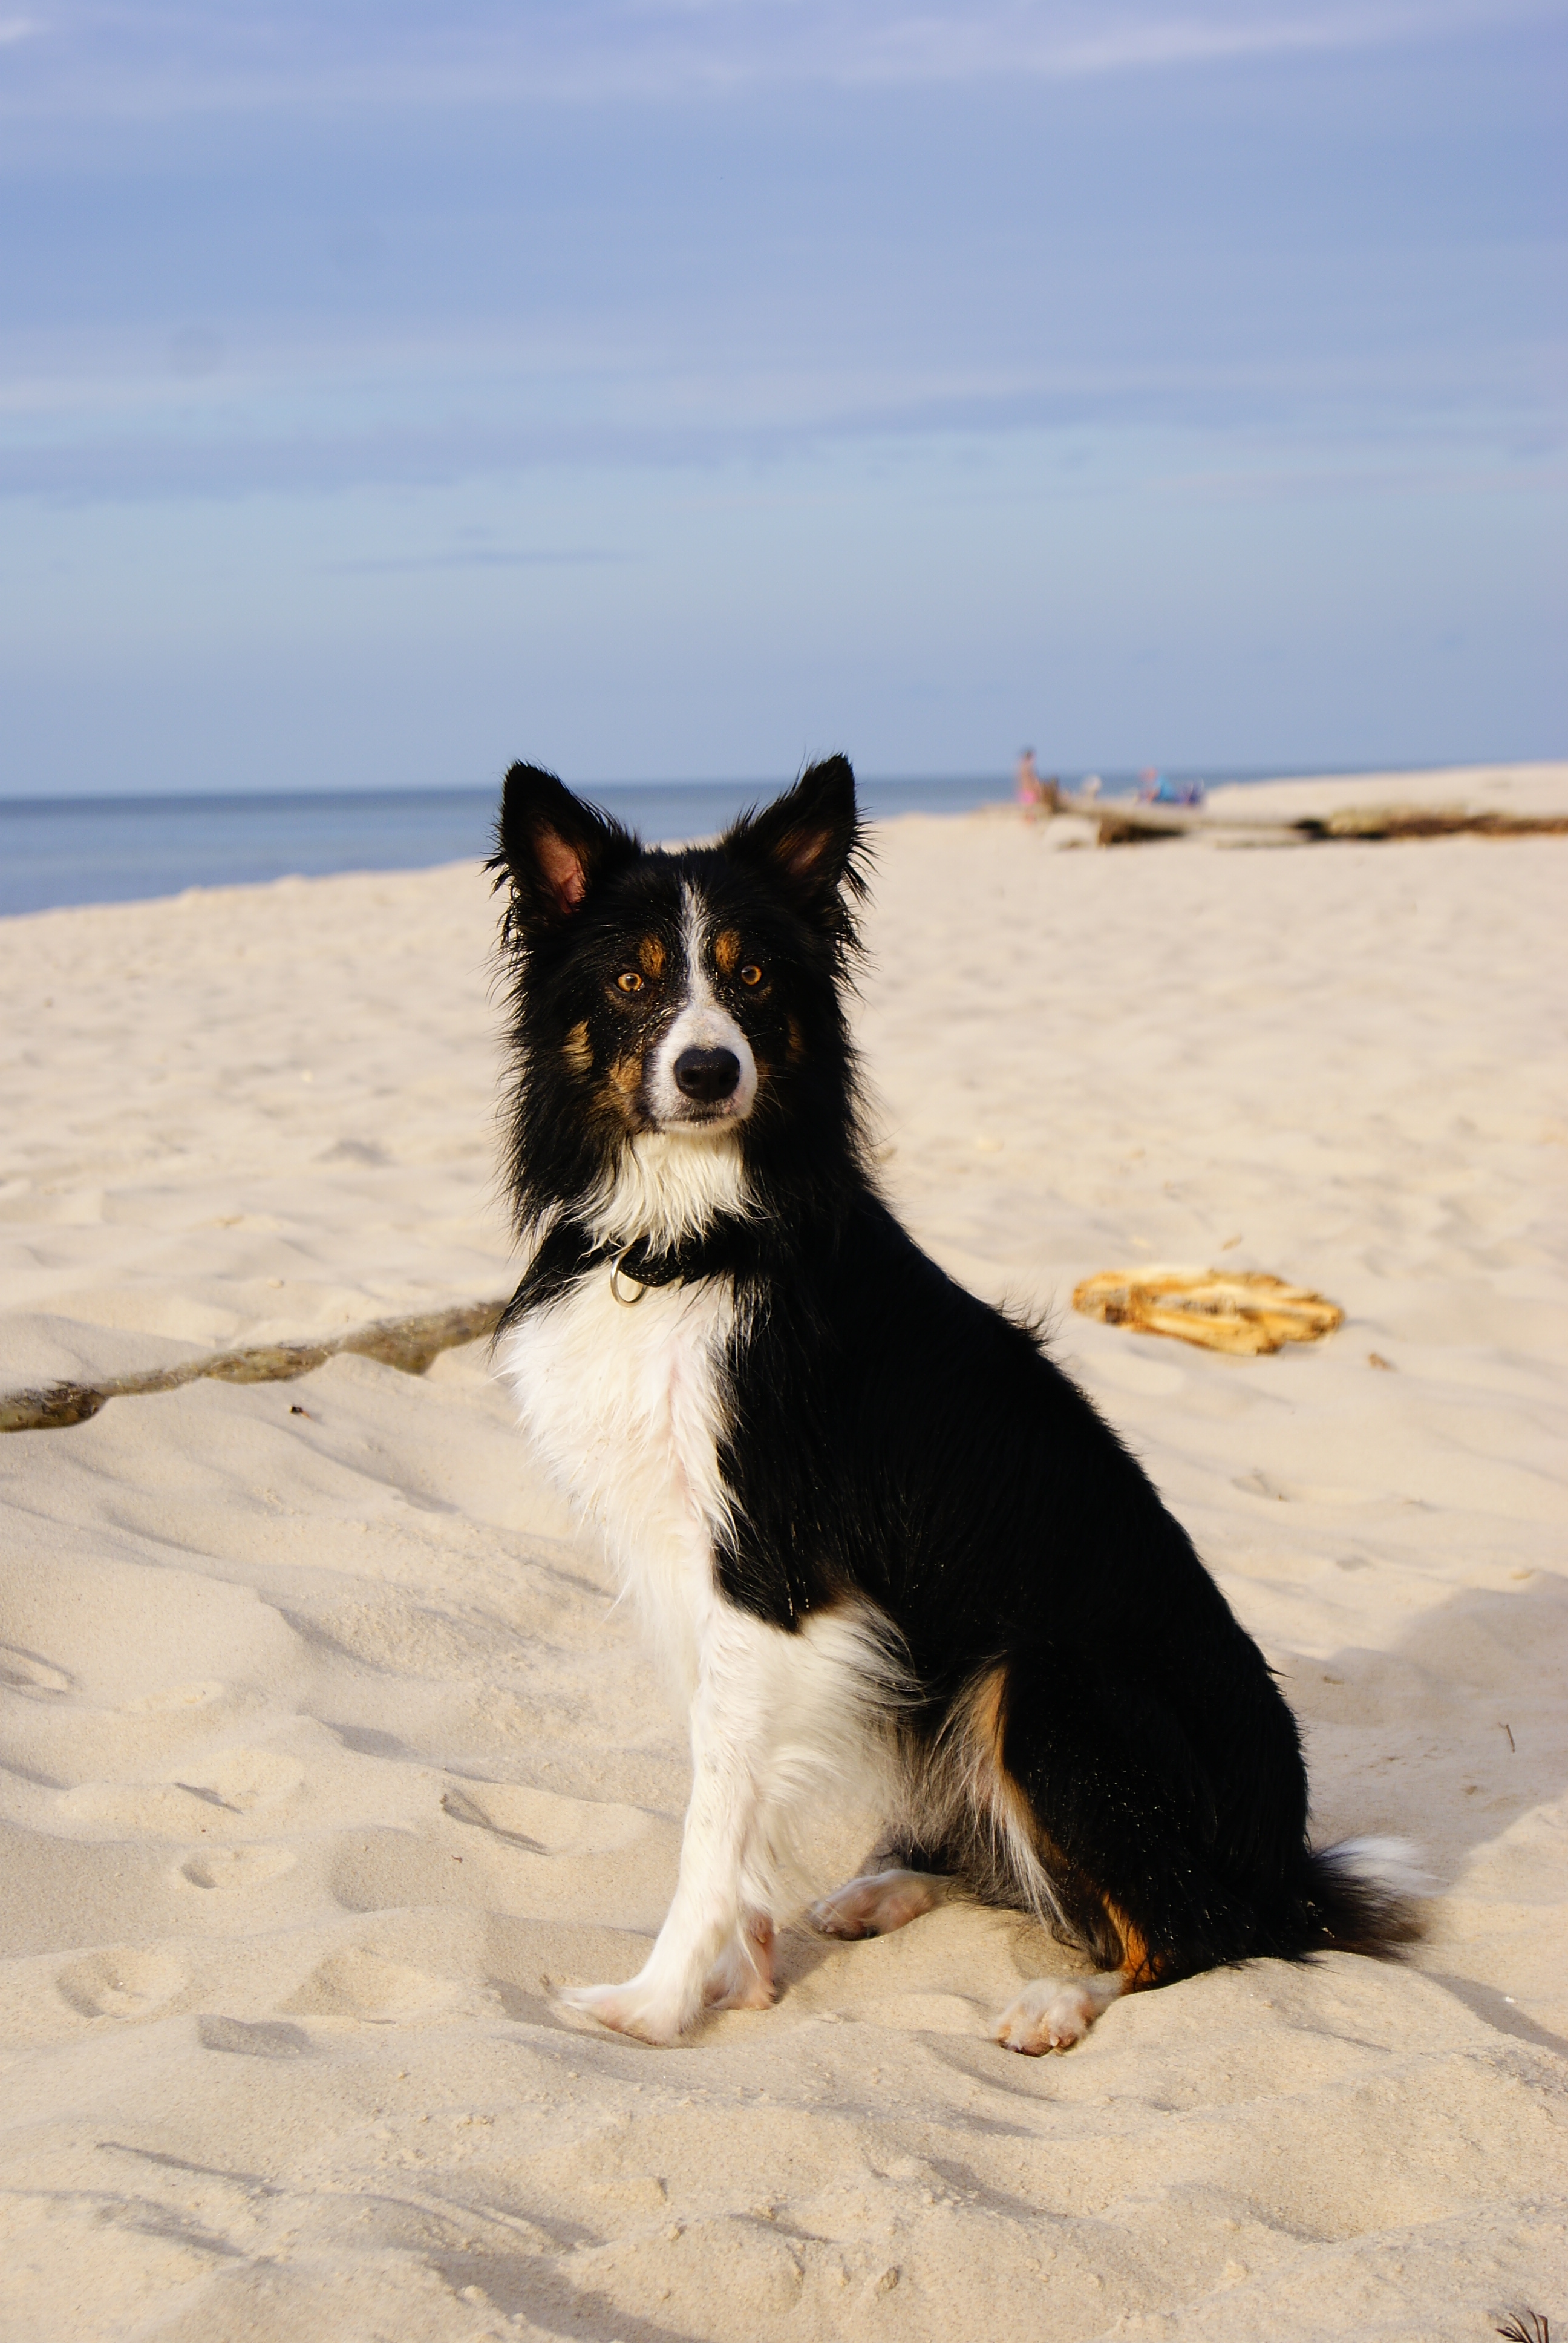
{"left": 563, "top": 1020, "right": 593, "bottom": 1073}
{"left": 607, "top": 1050, "right": 644, "bottom": 1098}
{"left": 786, "top": 1013, "right": 806, "bottom": 1063}
{"left": 639, "top": 935, "right": 667, "bottom": 977}
{"left": 713, "top": 927, "right": 741, "bottom": 977}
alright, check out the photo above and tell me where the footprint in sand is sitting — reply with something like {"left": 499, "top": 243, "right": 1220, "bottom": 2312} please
{"left": 197, "top": 2014, "right": 311, "bottom": 2059}
{"left": 122, "top": 1680, "right": 228, "bottom": 1714}
{"left": 62, "top": 1752, "right": 304, "bottom": 1833}
{"left": 285, "top": 1949, "right": 459, "bottom": 2022}
{"left": 179, "top": 1844, "right": 297, "bottom": 1890}
{"left": 441, "top": 1780, "right": 651, "bottom": 1857}
{"left": 63, "top": 1779, "right": 226, "bottom": 1830}
{"left": 56, "top": 1947, "right": 188, "bottom": 2020}
{"left": 0, "top": 1643, "right": 71, "bottom": 1693}
{"left": 193, "top": 1749, "right": 305, "bottom": 1812}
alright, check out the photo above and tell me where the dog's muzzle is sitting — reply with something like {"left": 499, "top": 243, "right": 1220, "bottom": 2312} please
{"left": 675, "top": 1046, "right": 742, "bottom": 1106}
{"left": 648, "top": 1004, "right": 758, "bottom": 1126}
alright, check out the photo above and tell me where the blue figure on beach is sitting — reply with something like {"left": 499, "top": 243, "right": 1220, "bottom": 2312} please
{"left": 1137, "top": 768, "right": 1206, "bottom": 808}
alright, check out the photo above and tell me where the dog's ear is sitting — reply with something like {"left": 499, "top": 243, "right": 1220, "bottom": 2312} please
{"left": 726, "top": 756, "right": 866, "bottom": 925}
{"left": 491, "top": 763, "right": 634, "bottom": 929}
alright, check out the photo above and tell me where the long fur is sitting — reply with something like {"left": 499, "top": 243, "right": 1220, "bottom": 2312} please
{"left": 487, "top": 755, "right": 1420, "bottom": 2050}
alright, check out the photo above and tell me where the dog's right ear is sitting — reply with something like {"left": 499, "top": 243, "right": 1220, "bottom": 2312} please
{"left": 490, "top": 763, "right": 634, "bottom": 930}
{"left": 724, "top": 755, "right": 867, "bottom": 931}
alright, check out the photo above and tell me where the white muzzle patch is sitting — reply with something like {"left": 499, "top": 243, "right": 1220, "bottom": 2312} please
{"left": 645, "top": 891, "right": 759, "bottom": 1130}
{"left": 647, "top": 1000, "right": 758, "bottom": 1128}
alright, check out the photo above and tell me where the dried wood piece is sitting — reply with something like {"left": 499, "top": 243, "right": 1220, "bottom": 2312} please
{"left": 1073, "top": 1268, "right": 1344, "bottom": 1355}
{"left": 0, "top": 1298, "right": 506, "bottom": 1434}
{"left": 1051, "top": 790, "right": 1568, "bottom": 847}
{"left": 1312, "top": 805, "right": 1568, "bottom": 841}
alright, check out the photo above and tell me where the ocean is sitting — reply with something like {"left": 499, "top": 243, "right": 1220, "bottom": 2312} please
{"left": 0, "top": 776, "right": 1015, "bottom": 918}
{"left": 0, "top": 768, "right": 1242, "bottom": 919}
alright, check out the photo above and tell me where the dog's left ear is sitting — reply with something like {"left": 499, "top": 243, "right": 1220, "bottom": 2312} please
{"left": 491, "top": 762, "right": 634, "bottom": 931}
{"left": 727, "top": 755, "right": 866, "bottom": 924}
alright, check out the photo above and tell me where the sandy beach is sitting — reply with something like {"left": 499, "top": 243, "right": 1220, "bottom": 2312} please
{"left": 2, "top": 767, "right": 1566, "bottom": 2342}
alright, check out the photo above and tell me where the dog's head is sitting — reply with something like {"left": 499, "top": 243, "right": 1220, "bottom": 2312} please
{"left": 491, "top": 758, "right": 868, "bottom": 1222}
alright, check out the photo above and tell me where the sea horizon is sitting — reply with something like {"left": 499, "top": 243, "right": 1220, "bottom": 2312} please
{"left": 0, "top": 765, "right": 1447, "bottom": 918}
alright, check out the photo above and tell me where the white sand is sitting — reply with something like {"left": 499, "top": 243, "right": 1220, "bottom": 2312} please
{"left": 1202, "top": 759, "right": 1568, "bottom": 824}
{"left": 2, "top": 768, "right": 1566, "bottom": 2341}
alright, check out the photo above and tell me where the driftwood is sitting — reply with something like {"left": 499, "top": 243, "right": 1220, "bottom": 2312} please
{"left": 1304, "top": 805, "right": 1568, "bottom": 841}
{"left": 1057, "top": 793, "right": 1568, "bottom": 848}
{"left": 0, "top": 1297, "right": 507, "bottom": 1434}
{"left": 1073, "top": 1268, "right": 1344, "bottom": 1357}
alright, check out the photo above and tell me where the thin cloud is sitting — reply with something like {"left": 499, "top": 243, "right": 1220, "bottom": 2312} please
{"left": 325, "top": 546, "right": 624, "bottom": 571}
{"left": 1, "top": 360, "right": 1546, "bottom": 506}
{"left": 2, "top": 0, "right": 1556, "bottom": 123}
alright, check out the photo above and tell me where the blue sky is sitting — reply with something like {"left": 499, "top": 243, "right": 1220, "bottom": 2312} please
{"left": 1, "top": 1, "right": 1563, "bottom": 793}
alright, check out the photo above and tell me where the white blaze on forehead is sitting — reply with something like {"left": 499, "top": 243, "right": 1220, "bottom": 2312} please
{"left": 645, "top": 884, "right": 758, "bottom": 1127}
{"left": 680, "top": 882, "right": 717, "bottom": 1014}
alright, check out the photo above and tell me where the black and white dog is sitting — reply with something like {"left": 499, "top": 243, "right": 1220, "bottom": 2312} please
{"left": 489, "top": 755, "right": 1416, "bottom": 2051}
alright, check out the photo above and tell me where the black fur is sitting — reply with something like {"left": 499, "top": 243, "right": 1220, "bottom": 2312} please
{"left": 491, "top": 755, "right": 1417, "bottom": 1995}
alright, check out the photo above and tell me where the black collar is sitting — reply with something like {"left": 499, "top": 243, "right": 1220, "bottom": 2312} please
{"left": 578, "top": 1227, "right": 735, "bottom": 1289}
{"left": 500, "top": 1216, "right": 742, "bottom": 1327}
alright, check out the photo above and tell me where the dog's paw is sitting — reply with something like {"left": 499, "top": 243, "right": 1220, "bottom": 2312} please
{"left": 993, "top": 1980, "right": 1102, "bottom": 2056}
{"left": 702, "top": 1915, "right": 776, "bottom": 2011}
{"left": 557, "top": 1979, "right": 691, "bottom": 2046}
{"left": 808, "top": 1868, "right": 946, "bottom": 1939}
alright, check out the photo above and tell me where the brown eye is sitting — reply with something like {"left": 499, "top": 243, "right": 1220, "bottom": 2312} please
{"left": 739, "top": 964, "right": 763, "bottom": 987}
{"left": 616, "top": 971, "right": 644, "bottom": 995}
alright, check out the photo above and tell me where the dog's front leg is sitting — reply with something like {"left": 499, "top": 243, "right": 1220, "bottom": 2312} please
{"left": 560, "top": 1611, "right": 775, "bottom": 2045}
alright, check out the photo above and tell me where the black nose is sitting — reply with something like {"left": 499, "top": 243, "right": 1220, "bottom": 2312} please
{"left": 674, "top": 1047, "right": 740, "bottom": 1104}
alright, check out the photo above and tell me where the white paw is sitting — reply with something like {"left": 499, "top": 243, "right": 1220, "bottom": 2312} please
{"left": 993, "top": 1981, "right": 1100, "bottom": 2056}
{"left": 702, "top": 1915, "right": 776, "bottom": 2011}
{"left": 557, "top": 1979, "right": 692, "bottom": 2046}
{"left": 808, "top": 1869, "right": 946, "bottom": 1939}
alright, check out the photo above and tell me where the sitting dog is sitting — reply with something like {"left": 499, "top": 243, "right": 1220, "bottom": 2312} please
{"left": 489, "top": 755, "right": 1416, "bottom": 2050}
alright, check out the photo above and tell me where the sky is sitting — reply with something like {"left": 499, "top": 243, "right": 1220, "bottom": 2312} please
{"left": 1, "top": 1, "right": 1564, "bottom": 794}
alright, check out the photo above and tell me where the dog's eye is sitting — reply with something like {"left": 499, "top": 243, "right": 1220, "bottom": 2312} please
{"left": 615, "top": 971, "right": 644, "bottom": 995}
{"left": 739, "top": 964, "right": 763, "bottom": 987}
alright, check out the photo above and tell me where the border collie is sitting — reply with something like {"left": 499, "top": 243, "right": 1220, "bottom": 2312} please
{"left": 489, "top": 755, "right": 1417, "bottom": 2051}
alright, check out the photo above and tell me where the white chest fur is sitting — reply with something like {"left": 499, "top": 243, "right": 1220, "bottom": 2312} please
{"left": 497, "top": 1268, "right": 739, "bottom": 1699}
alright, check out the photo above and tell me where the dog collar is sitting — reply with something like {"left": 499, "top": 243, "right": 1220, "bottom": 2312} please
{"left": 589, "top": 1228, "right": 733, "bottom": 1300}
{"left": 499, "top": 1217, "right": 742, "bottom": 1332}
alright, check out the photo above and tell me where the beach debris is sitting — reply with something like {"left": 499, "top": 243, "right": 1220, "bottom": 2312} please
{"left": 1073, "top": 1268, "right": 1344, "bottom": 1356}
{"left": 0, "top": 1297, "right": 508, "bottom": 1434}
{"left": 1051, "top": 788, "right": 1568, "bottom": 849}
{"left": 1367, "top": 1351, "right": 1394, "bottom": 1370}
{"left": 1314, "top": 805, "right": 1568, "bottom": 841}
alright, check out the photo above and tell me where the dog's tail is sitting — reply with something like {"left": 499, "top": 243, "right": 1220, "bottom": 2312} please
{"left": 1300, "top": 1835, "right": 1426, "bottom": 1957}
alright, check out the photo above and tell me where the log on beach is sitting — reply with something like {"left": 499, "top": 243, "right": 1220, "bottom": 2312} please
{"left": 1059, "top": 792, "right": 1568, "bottom": 847}
{"left": 0, "top": 1298, "right": 507, "bottom": 1432}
